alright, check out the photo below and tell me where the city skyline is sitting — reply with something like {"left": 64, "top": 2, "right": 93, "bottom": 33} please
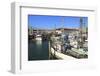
{"left": 28, "top": 15, "right": 88, "bottom": 30}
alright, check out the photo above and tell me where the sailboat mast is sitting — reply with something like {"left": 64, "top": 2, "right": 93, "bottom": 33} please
{"left": 61, "top": 17, "right": 64, "bottom": 33}
{"left": 80, "top": 17, "right": 83, "bottom": 47}
{"left": 80, "top": 18, "right": 83, "bottom": 35}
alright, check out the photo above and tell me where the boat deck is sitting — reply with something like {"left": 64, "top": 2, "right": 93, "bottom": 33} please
{"left": 50, "top": 48, "right": 76, "bottom": 60}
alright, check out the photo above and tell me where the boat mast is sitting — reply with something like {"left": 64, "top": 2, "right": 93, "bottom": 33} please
{"left": 55, "top": 24, "right": 56, "bottom": 35}
{"left": 61, "top": 17, "right": 64, "bottom": 34}
{"left": 79, "top": 17, "right": 83, "bottom": 48}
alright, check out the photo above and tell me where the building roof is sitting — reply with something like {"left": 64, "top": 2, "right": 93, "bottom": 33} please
{"left": 56, "top": 28, "right": 79, "bottom": 31}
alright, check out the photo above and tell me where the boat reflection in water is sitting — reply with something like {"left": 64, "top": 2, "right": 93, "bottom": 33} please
{"left": 36, "top": 39, "right": 42, "bottom": 45}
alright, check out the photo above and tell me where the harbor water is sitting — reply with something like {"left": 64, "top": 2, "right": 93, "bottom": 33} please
{"left": 28, "top": 40, "right": 49, "bottom": 61}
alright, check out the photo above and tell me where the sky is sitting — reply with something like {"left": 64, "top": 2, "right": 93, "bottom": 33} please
{"left": 28, "top": 15, "right": 88, "bottom": 29}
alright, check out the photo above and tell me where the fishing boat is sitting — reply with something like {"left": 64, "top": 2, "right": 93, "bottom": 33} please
{"left": 35, "top": 34, "right": 42, "bottom": 41}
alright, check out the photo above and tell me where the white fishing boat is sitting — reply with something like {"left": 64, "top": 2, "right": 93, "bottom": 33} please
{"left": 50, "top": 47, "right": 75, "bottom": 60}
{"left": 35, "top": 34, "right": 42, "bottom": 41}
